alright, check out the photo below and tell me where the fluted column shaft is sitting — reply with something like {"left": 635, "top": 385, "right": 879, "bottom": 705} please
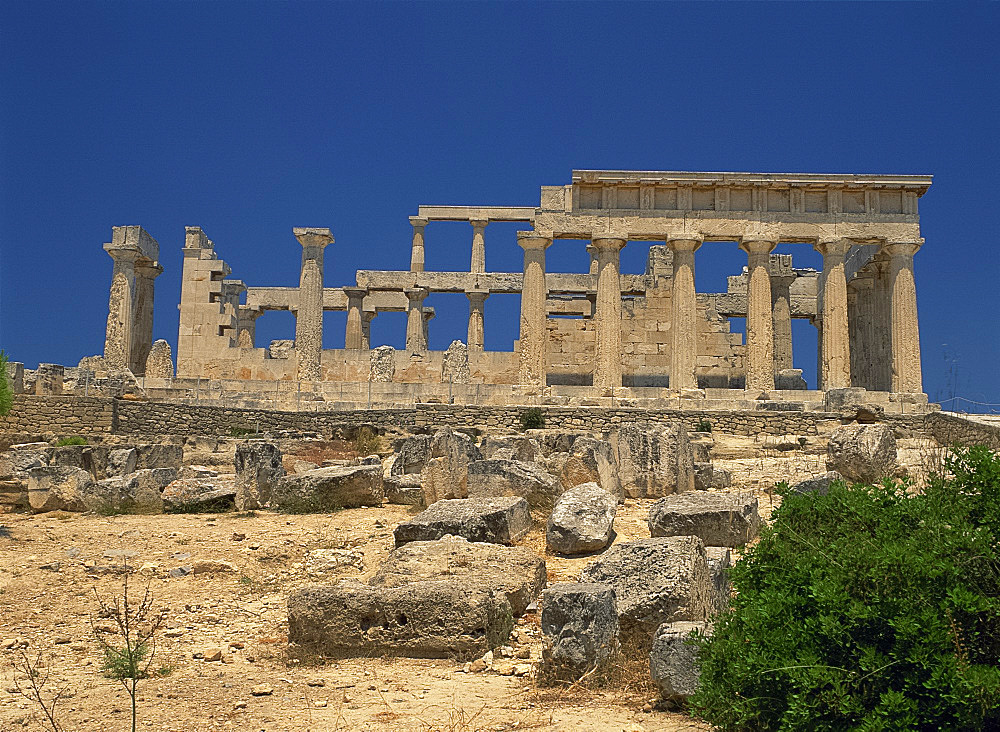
{"left": 517, "top": 232, "right": 552, "bottom": 387}
{"left": 667, "top": 234, "right": 702, "bottom": 389}
{"left": 771, "top": 275, "right": 795, "bottom": 374}
{"left": 344, "top": 287, "right": 367, "bottom": 350}
{"left": 466, "top": 290, "right": 489, "bottom": 351}
{"left": 740, "top": 239, "right": 777, "bottom": 391}
{"left": 470, "top": 220, "right": 488, "bottom": 274}
{"left": 409, "top": 217, "right": 427, "bottom": 272}
{"left": 815, "top": 239, "right": 852, "bottom": 389}
{"left": 592, "top": 236, "right": 626, "bottom": 390}
{"left": 884, "top": 240, "right": 923, "bottom": 392}
{"left": 405, "top": 287, "right": 429, "bottom": 352}
{"left": 104, "top": 249, "right": 139, "bottom": 371}
{"left": 361, "top": 312, "right": 375, "bottom": 350}
{"left": 293, "top": 227, "right": 333, "bottom": 381}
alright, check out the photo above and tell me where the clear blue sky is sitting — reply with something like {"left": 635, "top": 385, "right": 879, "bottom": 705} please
{"left": 1, "top": 2, "right": 997, "bottom": 409}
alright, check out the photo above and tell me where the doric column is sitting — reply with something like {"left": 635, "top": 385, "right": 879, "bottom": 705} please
{"left": 770, "top": 272, "right": 795, "bottom": 374}
{"left": 409, "top": 217, "right": 427, "bottom": 272}
{"left": 591, "top": 236, "right": 627, "bottom": 390}
{"left": 470, "top": 220, "right": 488, "bottom": 274}
{"left": 293, "top": 227, "right": 333, "bottom": 381}
{"left": 422, "top": 308, "right": 434, "bottom": 346}
{"left": 361, "top": 311, "right": 376, "bottom": 350}
{"left": 739, "top": 238, "right": 777, "bottom": 392}
{"left": 236, "top": 307, "right": 264, "bottom": 348}
{"left": 131, "top": 261, "right": 163, "bottom": 374}
{"left": 343, "top": 287, "right": 367, "bottom": 350}
{"left": 466, "top": 289, "right": 489, "bottom": 352}
{"left": 517, "top": 231, "right": 553, "bottom": 387}
{"left": 814, "top": 238, "right": 853, "bottom": 389}
{"left": 883, "top": 240, "right": 924, "bottom": 393}
{"left": 666, "top": 233, "right": 703, "bottom": 389}
{"left": 585, "top": 244, "right": 598, "bottom": 274}
{"left": 404, "top": 287, "right": 429, "bottom": 352}
{"left": 872, "top": 259, "right": 893, "bottom": 391}
{"left": 848, "top": 271, "right": 875, "bottom": 388}
{"left": 103, "top": 248, "right": 139, "bottom": 371}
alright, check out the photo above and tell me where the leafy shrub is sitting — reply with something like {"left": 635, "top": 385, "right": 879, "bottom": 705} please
{"left": 54, "top": 436, "right": 87, "bottom": 446}
{"left": 519, "top": 407, "right": 545, "bottom": 431}
{"left": 0, "top": 350, "right": 12, "bottom": 417}
{"left": 696, "top": 419, "right": 712, "bottom": 433}
{"left": 690, "top": 445, "right": 1000, "bottom": 731}
{"left": 229, "top": 426, "right": 254, "bottom": 438}
{"left": 353, "top": 426, "right": 386, "bottom": 457}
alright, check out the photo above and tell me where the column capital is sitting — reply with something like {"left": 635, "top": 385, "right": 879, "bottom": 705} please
{"left": 666, "top": 232, "right": 704, "bottom": 251}
{"left": 409, "top": 217, "right": 428, "bottom": 228}
{"left": 590, "top": 235, "right": 627, "bottom": 251}
{"left": 134, "top": 261, "right": 164, "bottom": 279}
{"left": 882, "top": 239, "right": 923, "bottom": 257}
{"left": 404, "top": 286, "right": 429, "bottom": 304}
{"left": 103, "top": 245, "right": 141, "bottom": 264}
{"left": 814, "top": 238, "right": 853, "bottom": 257}
{"left": 469, "top": 219, "right": 489, "bottom": 229}
{"left": 466, "top": 289, "right": 490, "bottom": 303}
{"left": 293, "top": 227, "right": 334, "bottom": 249}
{"left": 517, "top": 230, "right": 553, "bottom": 250}
{"left": 739, "top": 238, "right": 777, "bottom": 255}
{"left": 342, "top": 286, "right": 368, "bottom": 300}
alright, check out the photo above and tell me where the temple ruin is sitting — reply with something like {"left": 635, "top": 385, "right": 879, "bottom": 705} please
{"left": 100, "top": 169, "right": 933, "bottom": 411}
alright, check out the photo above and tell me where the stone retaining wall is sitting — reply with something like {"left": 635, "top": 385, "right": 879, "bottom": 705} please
{"left": 0, "top": 395, "right": 116, "bottom": 437}
{"left": 926, "top": 412, "right": 1000, "bottom": 451}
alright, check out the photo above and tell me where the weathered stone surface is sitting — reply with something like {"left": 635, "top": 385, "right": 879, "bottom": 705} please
{"left": 27, "top": 466, "right": 93, "bottom": 513}
{"left": 135, "top": 443, "right": 184, "bottom": 471}
{"left": 705, "top": 546, "right": 732, "bottom": 615}
{"left": 579, "top": 536, "right": 712, "bottom": 650}
{"left": 480, "top": 435, "right": 543, "bottom": 464}
{"left": 288, "top": 580, "right": 514, "bottom": 659}
{"left": 35, "top": 363, "right": 64, "bottom": 395}
{"left": 559, "top": 437, "right": 622, "bottom": 500}
{"left": 162, "top": 477, "right": 236, "bottom": 512}
{"left": 688, "top": 434, "right": 714, "bottom": 463}
{"left": 466, "top": 458, "right": 560, "bottom": 511}
{"left": 650, "top": 621, "right": 710, "bottom": 700}
{"left": 540, "top": 583, "right": 619, "bottom": 682}
{"left": 383, "top": 474, "right": 423, "bottom": 505}
{"left": 106, "top": 448, "right": 138, "bottom": 478}
{"left": 546, "top": 482, "right": 617, "bottom": 555}
{"left": 826, "top": 423, "right": 897, "bottom": 483}
{"left": 693, "top": 462, "right": 732, "bottom": 491}
{"left": 273, "top": 465, "right": 383, "bottom": 510}
{"left": 145, "top": 339, "right": 174, "bottom": 378}
{"left": 614, "top": 423, "right": 695, "bottom": 498}
{"left": 85, "top": 468, "right": 175, "bottom": 513}
{"left": 5, "top": 360, "right": 24, "bottom": 393}
{"left": 442, "top": 340, "right": 470, "bottom": 384}
{"left": 234, "top": 440, "right": 285, "bottom": 510}
{"left": 268, "top": 339, "right": 294, "bottom": 359}
{"left": 369, "top": 345, "right": 395, "bottom": 382}
{"left": 394, "top": 497, "right": 532, "bottom": 547}
{"left": 0, "top": 444, "right": 52, "bottom": 482}
{"left": 389, "top": 434, "right": 432, "bottom": 476}
{"left": 648, "top": 492, "right": 761, "bottom": 548}
{"left": 369, "top": 535, "right": 545, "bottom": 616}
{"left": 789, "top": 470, "right": 844, "bottom": 496}
{"left": 420, "top": 430, "right": 481, "bottom": 505}
{"left": 776, "top": 368, "right": 808, "bottom": 390}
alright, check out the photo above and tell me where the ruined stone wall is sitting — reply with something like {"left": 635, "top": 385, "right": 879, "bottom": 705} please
{"left": 925, "top": 412, "right": 1000, "bottom": 451}
{"left": 0, "top": 396, "right": 116, "bottom": 437}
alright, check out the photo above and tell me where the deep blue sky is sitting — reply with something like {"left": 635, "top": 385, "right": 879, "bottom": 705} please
{"left": 2, "top": 2, "right": 998, "bottom": 409}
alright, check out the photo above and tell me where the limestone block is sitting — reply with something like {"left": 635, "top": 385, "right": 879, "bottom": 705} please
{"left": 288, "top": 580, "right": 514, "bottom": 660}
{"left": 273, "top": 465, "right": 383, "bottom": 510}
{"left": 614, "top": 422, "right": 695, "bottom": 498}
{"left": 559, "top": 436, "right": 622, "bottom": 500}
{"left": 5, "top": 361, "right": 23, "bottom": 393}
{"left": 540, "top": 583, "right": 619, "bottom": 682}
{"left": 0, "top": 444, "right": 52, "bottom": 483}
{"left": 370, "top": 345, "right": 395, "bottom": 382}
{"left": 546, "top": 482, "right": 617, "bottom": 555}
{"left": 234, "top": 441, "right": 285, "bottom": 510}
{"left": 776, "top": 368, "right": 807, "bottom": 390}
{"left": 85, "top": 468, "right": 175, "bottom": 513}
{"left": 442, "top": 340, "right": 471, "bottom": 384}
{"left": 135, "top": 443, "right": 184, "bottom": 471}
{"left": 35, "top": 364, "right": 64, "bottom": 395}
{"left": 390, "top": 434, "right": 433, "bottom": 476}
{"left": 579, "top": 536, "right": 712, "bottom": 651}
{"left": 162, "top": 477, "right": 237, "bottom": 512}
{"left": 466, "top": 458, "right": 561, "bottom": 511}
{"left": 826, "top": 424, "right": 897, "bottom": 483}
{"left": 145, "top": 339, "right": 174, "bottom": 378}
{"left": 650, "top": 621, "right": 710, "bottom": 700}
{"left": 480, "top": 435, "right": 543, "bottom": 463}
{"left": 693, "top": 462, "right": 732, "bottom": 491}
{"left": 648, "top": 492, "right": 761, "bottom": 548}
{"left": 369, "top": 535, "right": 545, "bottom": 616}
{"left": 383, "top": 474, "right": 423, "bottom": 505}
{"left": 268, "top": 340, "right": 295, "bottom": 359}
{"left": 420, "top": 430, "right": 481, "bottom": 505}
{"left": 106, "top": 448, "right": 138, "bottom": 478}
{"left": 27, "top": 466, "right": 93, "bottom": 513}
{"left": 705, "top": 546, "right": 732, "bottom": 615}
{"left": 393, "top": 496, "right": 532, "bottom": 547}
{"left": 789, "top": 470, "right": 844, "bottom": 496}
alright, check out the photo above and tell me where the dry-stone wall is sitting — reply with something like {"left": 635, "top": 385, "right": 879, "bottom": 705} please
{"left": 0, "top": 396, "right": 115, "bottom": 437}
{"left": 925, "top": 412, "right": 1000, "bottom": 451}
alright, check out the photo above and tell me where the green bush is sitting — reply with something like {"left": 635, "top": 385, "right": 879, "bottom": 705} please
{"left": 690, "top": 445, "right": 1000, "bottom": 731}
{"left": 519, "top": 407, "right": 545, "bottom": 431}
{"left": 696, "top": 419, "right": 712, "bottom": 433}
{"left": 0, "top": 350, "right": 12, "bottom": 417}
{"left": 55, "top": 436, "right": 87, "bottom": 446}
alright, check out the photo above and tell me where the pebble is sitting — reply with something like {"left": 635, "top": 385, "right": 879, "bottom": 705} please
{"left": 251, "top": 684, "right": 273, "bottom": 696}
{"left": 201, "top": 648, "right": 224, "bottom": 662}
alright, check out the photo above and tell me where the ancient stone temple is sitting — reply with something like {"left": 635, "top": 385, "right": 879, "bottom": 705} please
{"left": 102, "top": 170, "right": 933, "bottom": 410}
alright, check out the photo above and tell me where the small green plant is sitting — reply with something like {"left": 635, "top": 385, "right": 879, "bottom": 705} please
{"left": 0, "top": 350, "right": 13, "bottom": 417}
{"left": 353, "top": 426, "right": 386, "bottom": 457}
{"left": 695, "top": 419, "right": 712, "bottom": 433}
{"left": 229, "top": 426, "right": 254, "bottom": 438}
{"left": 91, "top": 561, "right": 165, "bottom": 732}
{"left": 54, "top": 436, "right": 87, "bottom": 446}
{"left": 519, "top": 407, "right": 545, "bottom": 431}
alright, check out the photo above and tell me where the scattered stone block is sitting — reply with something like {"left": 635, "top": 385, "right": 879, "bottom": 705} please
{"left": 234, "top": 440, "right": 284, "bottom": 510}
{"left": 134, "top": 443, "right": 184, "bottom": 471}
{"left": 705, "top": 546, "right": 732, "bottom": 615}
{"left": 614, "top": 422, "right": 695, "bottom": 498}
{"left": 650, "top": 621, "right": 711, "bottom": 700}
{"left": 540, "top": 583, "right": 619, "bottom": 682}
{"left": 480, "top": 435, "right": 543, "bottom": 463}
{"left": 144, "top": 339, "right": 174, "bottom": 378}
{"left": 389, "top": 434, "right": 432, "bottom": 476}
{"left": 693, "top": 462, "right": 731, "bottom": 491}
{"left": 789, "top": 470, "right": 844, "bottom": 496}
{"left": 647, "top": 492, "right": 761, "bottom": 548}
{"left": 546, "top": 482, "right": 617, "bottom": 555}
{"left": 827, "top": 423, "right": 897, "bottom": 483}
{"left": 273, "top": 465, "right": 383, "bottom": 511}
{"left": 580, "top": 536, "right": 712, "bottom": 651}
{"left": 287, "top": 580, "right": 514, "bottom": 659}
{"left": 162, "top": 477, "right": 236, "bottom": 512}
{"left": 466, "top": 458, "right": 560, "bottom": 511}
{"left": 559, "top": 437, "right": 622, "bottom": 500}
{"left": 393, "top": 497, "right": 532, "bottom": 547}
{"left": 370, "top": 535, "right": 545, "bottom": 616}
{"left": 106, "top": 448, "right": 138, "bottom": 478}
{"left": 383, "top": 474, "right": 423, "bottom": 505}
{"left": 420, "top": 430, "right": 482, "bottom": 505}
{"left": 87, "top": 468, "right": 175, "bottom": 513}
{"left": 26, "top": 466, "right": 93, "bottom": 513}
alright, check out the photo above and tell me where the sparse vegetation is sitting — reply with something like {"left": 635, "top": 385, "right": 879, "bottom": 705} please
{"left": 54, "top": 436, "right": 87, "bottom": 446}
{"left": 353, "top": 426, "right": 387, "bottom": 457}
{"left": 0, "top": 350, "right": 13, "bottom": 417}
{"left": 6, "top": 647, "right": 68, "bottom": 732}
{"left": 696, "top": 419, "right": 712, "bottom": 433}
{"left": 519, "top": 408, "right": 545, "bottom": 431}
{"left": 229, "top": 426, "right": 255, "bottom": 438}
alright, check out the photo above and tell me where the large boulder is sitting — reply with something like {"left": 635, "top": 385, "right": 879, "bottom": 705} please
{"left": 0, "top": 443, "right": 52, "bottom": 480}
{"left": 480, "top": 435, "right": 543, "bottom": 464}
{"left": 648, "top": 492, "right": 761, "bottom": 548}
{"left": 466, "top": 458, "right": 560, "bottom": 511}
{"left": 135, "top": 443, "right": 184, "bottom": 471}
{"left": 288, "top": 580, "right": 514, "bottom": 660}
{"left": 393, "top": 497, "right": 532, "bottom": 547}
{"left": 85, "top": 468, "right": 176, "bottom": 513}
{"left": 162, "top": 477, "right": 236, "bottom": 512}
{"left": 559, "top": 437, "right": 622, "bottom": 500}
{"left": 369, "top": 535, "right": 545, "bottom": 616}
{"left": 420, "top": 430, "right": 482, "bottom": 505}
{"left": 789, "top": 470, "right": 844, "bottom": 496}
{"left": 383, "top": 474, "right": 424, "bottom": 505}
{"left": 826, "top": 424, "right": 897, "bottom": 483}
{"left": 614, "top": 423, "right": 695, "bottom": 498}
{"left": 26, "top": 466, "right": 93, "bottom": 512}
{"left": 389, "top": 434, "right": 432, "bottom": 476}
{"left": 273, "top": 465, "right": 383, "bottom": 511}
{"left": 539, "top": 583, "right": 620, "bottom": 683}
{"left": 705, "top": 547, "right": 732, "bottom": 615}
{"left": 650, "top": 621, "right": 710, "bottom": 700}
{"left": 234, "top": 441, "right": 285, "bottom": 510}
{"left": 546, "top": 482, "right": 617, "bottom": 555}
{"left": 693, "top": 462, "right": 732, "bottom": 491}
{"left": 580, "top": 537, "right": 712, "bottom": 651}
{"left": 106, "top": 448, "right": 138, "bottom": 478}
